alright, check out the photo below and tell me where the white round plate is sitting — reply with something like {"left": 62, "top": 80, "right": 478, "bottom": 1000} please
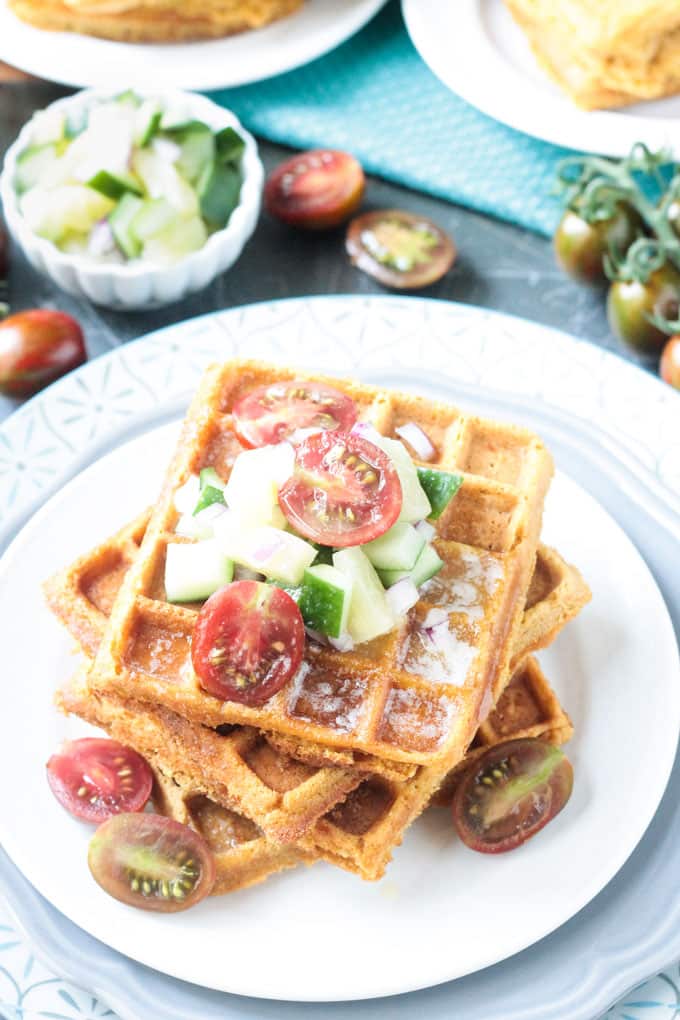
{"left": 403, "top": 0, "right": 680, "bottom": 157}
{"left": 0, "top": 0, "right": 387, "bottom": 90}
{"left": 0, "top": 382, "right": 678, "bottom": 998}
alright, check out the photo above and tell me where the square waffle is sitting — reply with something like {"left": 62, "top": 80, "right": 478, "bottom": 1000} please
{"left": 48, "top": 511, "right": 589, "bottom": 853}
{"left": 87, "top": 360, "right": 555, "bottom": 772}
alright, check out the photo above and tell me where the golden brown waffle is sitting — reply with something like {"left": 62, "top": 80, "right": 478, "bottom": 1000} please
{"left": 88, "top": 360, "right": 555, "bottom": 772}
{"left": 8, "top": 0, "right": 304, "bottom": 43}
{"left": 302, "top": 655, "right": 574, "bottom": 879}
{"left": 504, "top": 0, "right": 680, "bottom": 110}
{"left": 149, "top": 767, "right": 310, "bottom": 896}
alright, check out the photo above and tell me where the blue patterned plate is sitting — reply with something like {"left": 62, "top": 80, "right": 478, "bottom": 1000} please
{"left": 0, "top": 297, "right": 678, "bottom": 1019}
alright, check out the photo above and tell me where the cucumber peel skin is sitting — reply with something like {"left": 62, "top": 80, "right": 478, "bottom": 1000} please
{"left": 362, "top": 521, "right": 425, "bottom": 571}
{"left": 215, "top": 127, "right": 246, "bottom": 164}
{"left": 109, "top": 193, "right": 144, "bottom": 259}
{"left": 378, "top": 542, "right": 444, "bottom": 589}
{"left": 299, "top": 565, "right": 353, "bottom": 638}
{"left": 193, "top": 467, "right": 226, "bottom": 516}
{"left": 197, "top": 161, "right": 242, "bottom": 228}
{"left": 417, "top": 468, "right": 463, "bottom": 520}
{"left": 87, "top": 170, "right": 143, "bottom": 201}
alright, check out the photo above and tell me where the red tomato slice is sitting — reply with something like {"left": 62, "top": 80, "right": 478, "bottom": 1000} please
{"left": 232, "top": 379, "right": 357, "bottom": 448}
{"left": 192, "top": 580, "right": 305, "bottom": 706}
{"left": 47, "top": 738, "right": 153, "bottom": 823}
{"left": 265, "top": 149, "right": 365, "bottom": 229}
{"left": 278, "top": 430, "right": 402, "bottom": 547}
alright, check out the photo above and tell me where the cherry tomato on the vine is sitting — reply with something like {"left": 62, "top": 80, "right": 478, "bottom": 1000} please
{"left": 607, "top": 263, "right": 680, "bottom": 355}
{"left": 660, "top": 335, "right": 680, "bottom": 389}
{"left": 554, "top": 203, "right": 642, "bottom": 284}
{"left": 0, "top": 309, "right": 86, "bottom": 397}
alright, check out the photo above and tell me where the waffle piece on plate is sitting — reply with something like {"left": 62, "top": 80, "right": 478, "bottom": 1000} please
{"left": 86, "top": 360, "right": 554, "bottom": 774}
{"left": 8, "top": 0, "right": 304, "bottom": 43}
{"left": 504, "top": 0, "right": 680, "bottom": 109}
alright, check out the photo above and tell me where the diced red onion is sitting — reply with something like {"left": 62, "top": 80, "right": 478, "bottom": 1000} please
{"left": 386, "top": 578, "right": 420, "bottom": 618}
{"left": 305, "top": 627, "right": 329, "bottom": 646}
{"left": 350, "top": 421, "right": 383, "bottom": 445}
{"left": 415, "top": 520, "right": 436, "bottom": 542}
{"left": 328, "top": 632, "right": 354, "bottom": 652}
{"left": 249, "top": 534, "right": 285, "bottom": 564}
{"left": 423, "top": 608, "right": 448, "bottom": 629}
{"left": 88, "top": 219, "right": 116, "bottom": 257}
{"left": 395, "top": 422, "right": 435, "bottom": 461}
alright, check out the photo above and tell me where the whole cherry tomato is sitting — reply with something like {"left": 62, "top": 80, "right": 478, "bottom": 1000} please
{"left": 0, "top": 309, "right": 86, "bottom": 397}
{"left": 660, "top": 335, "right": 680, "bottom": 389}
{"left": 607, "top": 263, "right": 680, "bottom": 355}
{"left": 265, "top": 149, "right": 364, "bottom": 229}
{"left": 554, "top": 203, "right": 642, "bottom": 284}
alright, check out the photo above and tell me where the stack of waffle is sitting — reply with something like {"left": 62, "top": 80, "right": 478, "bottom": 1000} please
{"left": 46, "top": 361, "right": 590, "bottom": 894}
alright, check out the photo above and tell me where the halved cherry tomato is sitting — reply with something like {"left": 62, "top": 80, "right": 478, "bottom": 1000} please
{"left": 346, "top": 209, "right": 456, "bottom": 289}
{"left": 192, "top": 580, "right": 304, "bottom": 705}
{"left": 47, "top": 738, "right": 153, "bottom": 823}
{"left": 265, "top": 149, "right": 365, "bottom": 229}
{"left": 232, "top": 379, "right": 357, "bottom": 448}
{"left": 452, "top": 738, "right": 573, "bottom": 853}
{"left": 88, "top": 813, "right": 215, "bottom": 912}
{"left": 660, "top": 335, "right": 680, "bottom": 389}
{"left": 278, "top": 430, "right": 402, "bottom": 547}
{"left": 0, "top": 309, "right": 86, "bottom": 397}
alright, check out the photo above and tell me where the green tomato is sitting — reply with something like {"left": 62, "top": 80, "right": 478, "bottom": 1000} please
{"left": 554, "top": 204, "right": 642, "bottom": 284}
{"left": 607, "top": 263, "right": 680, "bottom": 355}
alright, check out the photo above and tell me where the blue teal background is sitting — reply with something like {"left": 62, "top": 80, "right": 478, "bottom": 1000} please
{"left": 211, "top": 0, "right": 576, "bottom": 237}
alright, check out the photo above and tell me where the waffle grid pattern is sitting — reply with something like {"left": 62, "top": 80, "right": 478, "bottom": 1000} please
{"left": 89, "top": 361, "right": 554, "bottom": 770}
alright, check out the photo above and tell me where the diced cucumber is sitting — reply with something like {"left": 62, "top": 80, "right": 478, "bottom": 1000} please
{"left": 215, "top": 126, "right": 245, "bottom": 164}
{"left": 129, "top": 198, "right": 176, "bottom": 242}
{"left": 113, "top": 89, "right": 141, "bottom": 111}
{"left": 172, "top": 124, "right": 215, "bottom": 185}
{"left": 333, "top": 547, "right": 394, "bottom": 644}
{"left": 134, "top": 99, "right": 162, "bottom": 147}
{"left": 165, "top": 540, "right": 233, "bottom": 603}
{"left": 197, "top": 160, "right": 241, "bottom": 228}
{"left": 142, "top": 216, "right": 207, "bottom": 265}
{"left": 176, "top": 504, "right": 226, "bottom": 540}
{"left": 88, "top": 170, "right": 143, "bottom": 200}
{"left": 20, "top": 184, "right": 114, "bottom": 242}
{"left": 29, "top": 108, "right": 66, "bottom": 146}
{"left": 193, "top": 467, "right": 226, "bottom": 515}
{"left": 15, "top": 143, "right": 62, "bottom": 194}
{"left": 109, "top": 192, "right": 144, "bottom": 259}
{"left": 132, "top": 148, "right": 198, "bottom": 215}
{"left": 59, "top": 232, "right": 89, "bottom": 256}
{"left": 299, "top": 564, "right": 353, "bottom": 638}
{"left": 224, "top": 443, "right": 294, "bottom": 530}
{"left": 369, "top": 434, "right": 431, "bottom": 523}
{"left": 174, "top": 474, "right": 200, "bottom": 514}
{"left": 362, "top": 522, "right": 425, "bottom": 571}
{"left": 378, "top": 542, "right": 444, "bottom": 589}
{"left": 417, "top": 468, "right": 463, "bottom": 520}
{"left": 218, "top": 525, "right": 316, "bottom": 586}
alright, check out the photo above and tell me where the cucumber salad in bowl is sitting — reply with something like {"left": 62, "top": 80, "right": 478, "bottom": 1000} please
{"left": 0, "top": 89, "right": 263, "bottom": 307}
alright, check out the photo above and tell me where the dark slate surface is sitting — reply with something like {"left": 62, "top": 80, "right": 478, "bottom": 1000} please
{"left": 0, "top": 82, "right": 638, "bottom": 424}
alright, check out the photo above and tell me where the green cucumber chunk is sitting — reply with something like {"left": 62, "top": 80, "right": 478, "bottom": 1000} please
{"left": 362, "top": 521, "right": 425, "bottom": 571}
{"left": 416, "top": 468, "right": 463, "bottom": 519}
{"left": 299, "top": 564, "right": 353, "bottom": 638}
{"left": 333, "top": 547, "right": 394, "bottom": 644}
{"left": 142, "top": 216, "right": 207, "bottom": 264}
{"left": 378, "top": 542, "right": 444, "bottom": 589}
{"left": 197, "top": 160, "right": 241, "bottom": 227}
{"left": 370, "top": 434, "right": 431, "bottom": 522}
{"left": 193, "top": 467, "right": 226, "bottom": 516}
{"left": 215, "top": 126, "right": 245, "bottom": 164}
{"left": 165, "top": 540, "right": 233, "bottom": 603}
{"left": 218, "top": 525, "right": 317, "bottom": 587}
{"left": 173, "top": 124, "right": 215, "bottom": 185}
{"left": 87, "top": 170, "right": 143, "bottom": 201}
{"left": 15, "top": 143, "right": 62, "bottom": 194}
{"left": 113, "top": 89, "right": 141, "bottom": 110}
{"left": 135, "top": 100, "right": 162, "bottom": 146}
{"left": 109, "top": 192, "right": 144, "bottom": 258}
{"left": 130, "top": 198, "right": 176, "bottom": 241}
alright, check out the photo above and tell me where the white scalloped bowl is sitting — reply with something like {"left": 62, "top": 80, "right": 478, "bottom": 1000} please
{"left": 0, "top": 89, "right": 264, "bottom": 310}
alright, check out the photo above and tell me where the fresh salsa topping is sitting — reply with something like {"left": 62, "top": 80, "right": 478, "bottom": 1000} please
{"left": 232, "top": 380, "right": 358, "bottom": 448}
{"left": 452, "top": 738, "right": 574, "bottom": 853}
{"left": 88, "top": 812, "right": 216, "bottom": 912}
{"left": 46, "top": 737, "right": 153, "bottom": 823}
{"left": 278, "top": 430, "right": 402, "bottom": 548}
{"left": 264, "top": 149, "right": 365, "bottom": 230}
{"left": 15, "top": 91, "right": 245, "bottom": 265}
{"left": 191, "top": 580, "right": 305, "bottom": 705}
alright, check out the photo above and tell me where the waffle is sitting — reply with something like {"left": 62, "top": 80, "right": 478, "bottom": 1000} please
{"left": 87, "top": 360, "right": 554, "bottom": 774}
{"left": 302, "top": 654, "right": 574, "bottom": 879}
{"left": 149, "top": 768, "right": 310, "bottom": 896}
{"left": 504, "top": 0, "right": 680, "bottom": 110}
{"left": 8, "top": 0, "right": 304, "bottom": 43}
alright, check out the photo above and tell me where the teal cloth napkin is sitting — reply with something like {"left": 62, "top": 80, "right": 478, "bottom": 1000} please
{"left": 210, "top": 0, "right": 575, "bottom": 237}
